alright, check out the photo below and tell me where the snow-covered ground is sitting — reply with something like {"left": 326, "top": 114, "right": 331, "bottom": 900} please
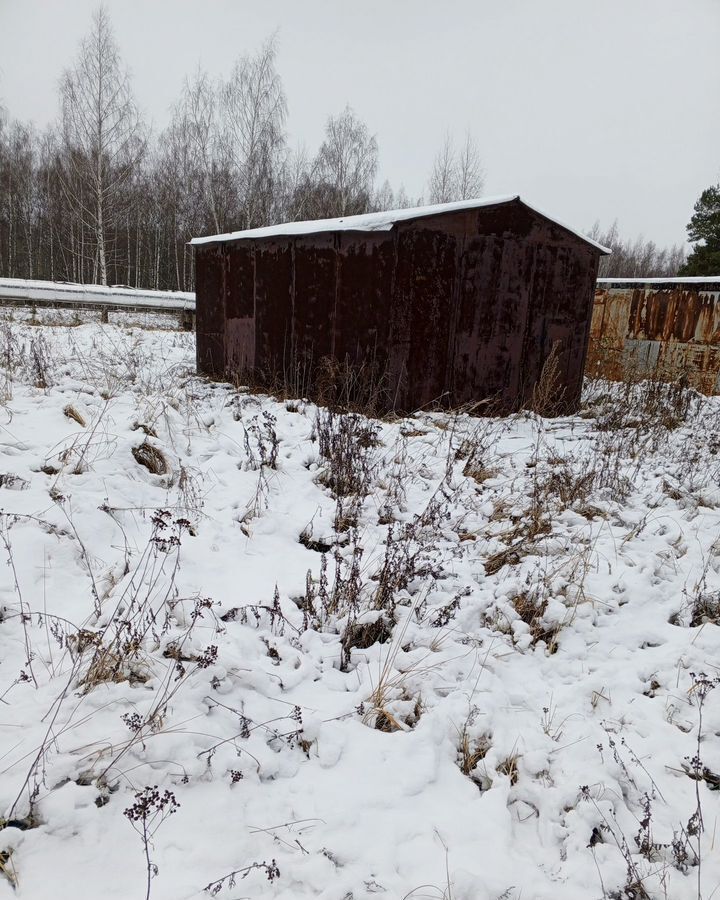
{"left": 0, "top": 311, "right": 718, "bottom": 900}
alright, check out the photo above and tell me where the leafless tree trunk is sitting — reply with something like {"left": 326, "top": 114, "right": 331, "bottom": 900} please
{"left": 455, "top": 131, "right": 485, "bottom": 200}
{"left": 428, "top": 133, "right": 457, "bottom": 205}
{"left": 220, "top": 35, "right": 287, "bottom": 229}
{"left": 280, "top": 143, "right": 315, "bottom": 220}
{"left": 58, "top": 6, "right": 145, "bottom": 284}
{"left": 312, "top": 105, "right": 378, "bottom": 217}
{"left": 428, "top": 130, "right": 484, "bottom": 204}
{"left": 177, "top": 68, "right": 223, "bottom": 234}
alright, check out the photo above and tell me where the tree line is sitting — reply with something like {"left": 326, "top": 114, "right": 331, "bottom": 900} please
{"left": 0, "top": 9, "right": 485, "bottom": 292}
{"left": 589, "top": 196, "right": 720, "bottom": 277}
{"left": 2, "top": 6, "right": 710, "bottom": 292}
{"left": 586, "top": 221, "right": 687, "bottom": 278}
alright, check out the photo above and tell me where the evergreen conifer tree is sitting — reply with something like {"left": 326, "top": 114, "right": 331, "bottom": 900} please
{"left": 679, "top": 184, "right": 720, "bottom": 275}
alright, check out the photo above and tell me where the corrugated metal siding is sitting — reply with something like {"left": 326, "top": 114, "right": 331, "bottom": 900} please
{"left": 523, "top": 243, "right": 598, "bottom": 409}
{"left": 194, "top": 200, "right": 601, "bottom": 414}
{"left": 396, "top": 224, "right": 458, "bottom": 409}
{"left": 293, "top": 233, "right": 336, "bottom": 371}
{"left": 452, "top": 234, "right": 531, "bottom": 408}
{"left": 588, "top": 283, "right": 720, "bottom": 393}
{"left": 225, "top": 242, "right": 255, "bottom": 373}
{"left": 333, "top": 232, "right": 392, "bottom": 386}
{"left": 194, "top": 245, "right": 225, "bottom": 377}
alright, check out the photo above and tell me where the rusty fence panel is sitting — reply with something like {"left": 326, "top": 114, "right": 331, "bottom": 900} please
{"left": 587, "top": 278, "right": 720, "bottom": 394}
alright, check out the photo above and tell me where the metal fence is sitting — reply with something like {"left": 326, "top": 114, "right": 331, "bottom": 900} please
{"left": 0, "top": 278, "right": 195, "bottom": 328}
{"left": 588, "top": 277, "right": 720, "bottom": 394}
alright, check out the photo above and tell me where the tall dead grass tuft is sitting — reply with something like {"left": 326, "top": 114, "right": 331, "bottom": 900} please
{"left": 315, "top": 354, "right": 391, "bottom": 416}
{"left": 315, "top": 408, "right": 378, "bottom": 502}
{"left": 63, "top": 404, "right": 87, "bottom": 427}
{"left": 527, "top": 342, "right": 565, "bottom": 417}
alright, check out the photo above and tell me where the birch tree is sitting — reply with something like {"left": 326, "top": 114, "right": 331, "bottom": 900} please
{"left": 587, "top": 220, "right": 686, "bottom": 277}
{"left": 173, "top": 68, "right": 226, "bottom": 234}
{"left": 454, "top": 131, "right": 485, "bottom": 200}
{"left": 280, "top": 143, "right": 318, "bottom": 221}
{"left": 1, "top": 23, "right": 435, "bottom": 287}
{"left": 313, "top": 106, "right": 378, "bottom": 217}
{"left": 58, "top": 6, "right": 144, "bottom": 284}
{"left": 156, "top": 70, "right": 224, "bottom": 290}
{"left": 428, "top": 133, "right": 456, "bottom": 205}
{"left": 220, "top": 36, "right": 287, "bottom": 229}
{"left": 428, "top": 131, "right": 484, "bottom": 204}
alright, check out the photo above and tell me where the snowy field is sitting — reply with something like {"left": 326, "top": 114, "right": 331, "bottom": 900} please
{"left": 0, "top": 312, "right": 719, "bottom": 900}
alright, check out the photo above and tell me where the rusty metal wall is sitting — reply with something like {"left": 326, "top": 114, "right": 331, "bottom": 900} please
{"left": 194, "top": 244, "right": 225, "bottom": 377}
{"left": 194, "top": 199, "right": 601, "bottom": 413}
{"left": 588, "top": 281, "right": 720, "bottom": 393}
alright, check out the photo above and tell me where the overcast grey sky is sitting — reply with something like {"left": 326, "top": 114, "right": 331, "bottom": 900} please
{"left": 1, "top": 0, "right": 718, "bottom": 246}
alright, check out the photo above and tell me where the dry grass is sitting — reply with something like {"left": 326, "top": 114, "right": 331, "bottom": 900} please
{"left": 584, "top": 373, "right": 701, "bottom": 437}
{"left": 497, "top": 752, "right": 521, "bottom": 785}
{"left": 237, "top": 352, "right": 391, "bottom": 417}
{"left": 342, "top": 616, "right": 393, "bottom": 657}
{"left": 462, "top": 456, "right": 497, "bottom": 484}
{"left": 458, "top": 729, "right": 491, "bottom": 778}
{"left": 63, "top": 404, "right": 87, "bottom": 427}
{"left": 132, "top": 441, "right": 169, "bottom": 476}
{"left": 315, "top": 354, "right": 391, "bottom": 416}
{"left": 527, "top": 341, "right": 565, "bottom": 416}
{"left": 511, "top": 592, "right": 560, "bottom": 651}
{"left": 362, "top": 601, "right": 429, "bottom": 732}
{"left": 0, "top": 849, "right": 17, "bottom": 889}
{"left": 540, "top": 459, "right": 597, "bottom": 509}
{"left": 79, "top": 645, "right": 142, "bottom": 691}
{"left": 689, "top": 592, "right": 720, "bottom": 627}
{"left": 670, "top": 590, "right": 720, "bottom": 629}
{"left": 315, "top": 409, "right": 378, "bottom": 498}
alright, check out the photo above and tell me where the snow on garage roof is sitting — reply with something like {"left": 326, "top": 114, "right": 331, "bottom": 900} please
{"left": 598, "top": 276, "right": 720, "bottom": 285}
{"left": 190, "top": 195, "right": 611, "bottom": 253}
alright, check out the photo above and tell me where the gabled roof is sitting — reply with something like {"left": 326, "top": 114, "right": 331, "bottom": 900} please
{"left": 190, "top": 195, "right": 611, "bottom": 254}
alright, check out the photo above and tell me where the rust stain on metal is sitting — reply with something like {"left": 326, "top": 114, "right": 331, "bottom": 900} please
{"left": 194, "top": 199, "right": 604, "bottom": 414}
{"left": 588, "top": 282, "right": 720, "bottom": 394}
